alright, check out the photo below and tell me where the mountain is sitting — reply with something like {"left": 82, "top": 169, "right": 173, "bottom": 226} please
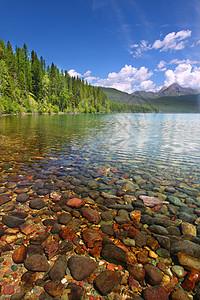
{"left": 133, "top": 83, "right": 200, "bottom": 99}
{"left": 149, "top": 94, "right": 200, "bottom": 113}
{"left": 101, "top": 86, "right": 200, "bottom": 113}
{"left": 101, "top": 87, "right": 152, "bottom": 106}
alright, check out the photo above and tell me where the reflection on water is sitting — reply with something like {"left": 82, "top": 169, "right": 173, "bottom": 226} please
{"left": 0, "top": 113, "right": 200, "bottom": 184}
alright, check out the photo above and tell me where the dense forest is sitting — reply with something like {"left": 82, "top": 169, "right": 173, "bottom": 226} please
{"left": 0, "top": 39, "right": 158, "bottom": 115}
{"left": 0, "top": 40, "right": 110, "bottom": 114}
{"left": 109, "top": 101, "right": 159, "bottom": 113}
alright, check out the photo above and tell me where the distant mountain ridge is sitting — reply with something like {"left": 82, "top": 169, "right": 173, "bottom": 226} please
{"left": 101, "top": 85, "right": 200, "bottom": 113}
{"left": 133, "top": 83, "right": 200, "bottom": 99}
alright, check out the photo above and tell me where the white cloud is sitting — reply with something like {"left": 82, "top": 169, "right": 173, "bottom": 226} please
{"left": 69, "top": 69, "right": 98, "bottom": 84}
{"left": 155, "top": 58, "right": 200, "bottom": 73}
{"left": 169, "top": 58, "right": 199, "bottom": 65}
{"left": 155, "top": 60, "right": 167, "bottom": 71}
{"left": 131, "top": 44, "right": 139, "bottom": 48}
{"left": 68, "top": 61, "right": 200, "bottom": 94}
{"left": 197, "top": 40, "right": 200, "bottom": 45}
{"left": 131, "top": 30, "right": 192, "bottom": 57}
{"left": 164, "top": 63, "right": 200, "bottom": 89}
{"left": 165, "top": 70, "right": 176, "bottom": 86}
{"left": 85, "top": 75, "right": 98, "bottom": 84}
{"left": 131, "top": 40, "right": 151, "bottom": 58}
{"left": 138, "top": 80, "right": 155, "bottom": 91}
{"left": 68, "top": 69, "right": 83, "bottom": 78}
{"left": 68, "top": 65, "right": 154, "bottom": 93}
{"left": 152, "top": 30, "right": 191, "bottom": 52}
{"left": 93, "top": 64, "right": 153, "bottom": 93}
{"left": 83, "top": 70, "right": 91, "bottom": 77}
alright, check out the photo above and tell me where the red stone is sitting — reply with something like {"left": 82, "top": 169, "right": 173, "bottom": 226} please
{"left": 3, "top": 285, "right": 15, "bottom": 295}
{"left": 44, "top": 241, "right": 59, "bottom": 259}
{"left": 19, "top": 223, "right": 37, "bottom": 235}
{"left": 143, "top": 286, "right": 168, "bottom": 300}
{"left": 82, "top": 228, "right": 102, "bottom": 248}
{"left": 137, "top": 250, "right": 149, "bottom": 265}
{"left": 106, "top": 263, "right": 117, "bottom": 270}
{"left": 12, "top": 245, "right": 27, "bottom": 263}
{"left": 80, "top": 207, "right": 101, "bottom": 224}
{"left": 152, "top": 205, "right": 162, "bottom": 212}
{"left": 128, "top": 226, "right": 139, "bottom": 238}
{"left": 182, "top": 270, "right": 200, "bottom": 291}
{"left": 89, "top": 245, "right": 102, "bottom": 257}
{"left": 44, "top": 281, "right": 64, "bottom": 297}
{"left": 0, "top": 194, "right": 11, "bottom": 206}
{"left": 128, "top": 275, "right": 139, "bottom": 288}
{"left": 139, "top": 195, "right": 163, "bottom": 207}
{"left": 59, "top": 227, "right": 76, "bottom": 241}
{"left": 66, "top": 198, "right": 85, "bottom": 208}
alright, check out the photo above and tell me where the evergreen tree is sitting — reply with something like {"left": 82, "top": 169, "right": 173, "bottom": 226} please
{"left": 0, "top": 39, "right": 111, "bottom": 114}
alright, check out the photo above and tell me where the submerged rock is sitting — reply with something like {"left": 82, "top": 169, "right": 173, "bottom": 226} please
{"left": 178, "top": 252, "right": 200, "bottom": 271}
{"left": 182, "top": 269, "right": 200, "bottom": 291}
{"left": 94, "top": 270, "right": 122, "bottom": 295}
{"left": 49, "top": 255, "right": 68, "bottom": 281}
{"left": 101, "top": 244, "right": 127, "bottom": 266}
{"left": 44, "top": 280, "right": 64, "bottom": 297}
{"left": 80, "top": 207, "right": 101, "bottom": 224}
{"left": 2, "top": 215, "right": 25, "bottom": 228}
{"left": 171, "top": 289, "right": 190, "bottom": 300}
{"left": 144, "top": 264, "right": 163, "bottom": 286}
{"left": 12, "top": 245, "right": 27, "bottom": 264}
{"left": 29, "top": 198, "right": 46, "bottom": 209}
{"left": 24, "top": 254, "right": 49, "bottom": 272}
{"left": 143, "top": 286, "right": 168, "bottom": 300}
{"left": 171, "top": 240, "right": 200, "bottom": 258}
{"left": 68, "top": 255, "right": 98, "bottom": 281}
{"left": 66, "top": 282, "right": 85, "bottom": 300}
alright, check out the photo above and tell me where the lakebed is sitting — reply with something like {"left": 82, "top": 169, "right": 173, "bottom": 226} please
{"left": 0, "top": 113, "right": 200, "bottom": 299}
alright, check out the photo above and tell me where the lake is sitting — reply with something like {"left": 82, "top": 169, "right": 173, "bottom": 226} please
{"left": 0, "top": 113, "right": 200, "bottom": 188}
{"left": 1, "top": 113, "right": 200, "bottom": 299}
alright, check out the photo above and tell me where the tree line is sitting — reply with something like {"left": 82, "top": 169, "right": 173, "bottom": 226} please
{"left": 0, "top": 40, "right": 110, "bottom": 114}
{"left": 109, "top": 101, "right": 159, "bottom": 113}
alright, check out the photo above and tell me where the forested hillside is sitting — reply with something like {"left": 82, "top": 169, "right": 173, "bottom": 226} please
{"left": 101, "top": 87, "right": 159, "bottom": 113}
{"left": 0, "top": 40, "right": 109, "bottom": 114}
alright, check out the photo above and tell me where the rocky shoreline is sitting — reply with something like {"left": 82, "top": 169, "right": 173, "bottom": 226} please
{"left": 0, "top": 162, "right": 200, "bottom": 299}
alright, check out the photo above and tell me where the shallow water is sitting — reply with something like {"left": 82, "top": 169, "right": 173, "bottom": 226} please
{"left": 0, "top": 113, "right": 200, "bottom": 188}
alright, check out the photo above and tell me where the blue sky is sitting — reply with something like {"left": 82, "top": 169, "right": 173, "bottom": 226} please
{"left": 1, "top": 0, "right": 200, "bottom": 93}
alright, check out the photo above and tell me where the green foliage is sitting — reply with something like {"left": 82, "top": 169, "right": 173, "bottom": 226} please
{"left": 109, "top": 101, "right": 159, "bottom": 113}
{"left": 148, "top": 95, "right": 200, "bottom": 113}
{"left": 0, "top": 40, "right": 109, "bottom": 115}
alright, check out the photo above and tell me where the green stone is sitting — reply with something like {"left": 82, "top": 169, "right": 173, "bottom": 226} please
{"left": 123, "top": 238, "right": 135, "bottom": 247}
{"left": 156, "top": 248, "right": 170, "bottom": 258}
{"left": 168, "top": 196, "right": 184, "bottom": 206}
{"left": 11, "top": 265, "right": 18, "bottom": 271}
{"left": 171, "top": 265, "right": 185, "bottom": 278}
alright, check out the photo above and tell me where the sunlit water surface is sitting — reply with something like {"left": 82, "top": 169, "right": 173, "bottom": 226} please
{"left": 0, "top": 113, "right": 199, "bottom": 188}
